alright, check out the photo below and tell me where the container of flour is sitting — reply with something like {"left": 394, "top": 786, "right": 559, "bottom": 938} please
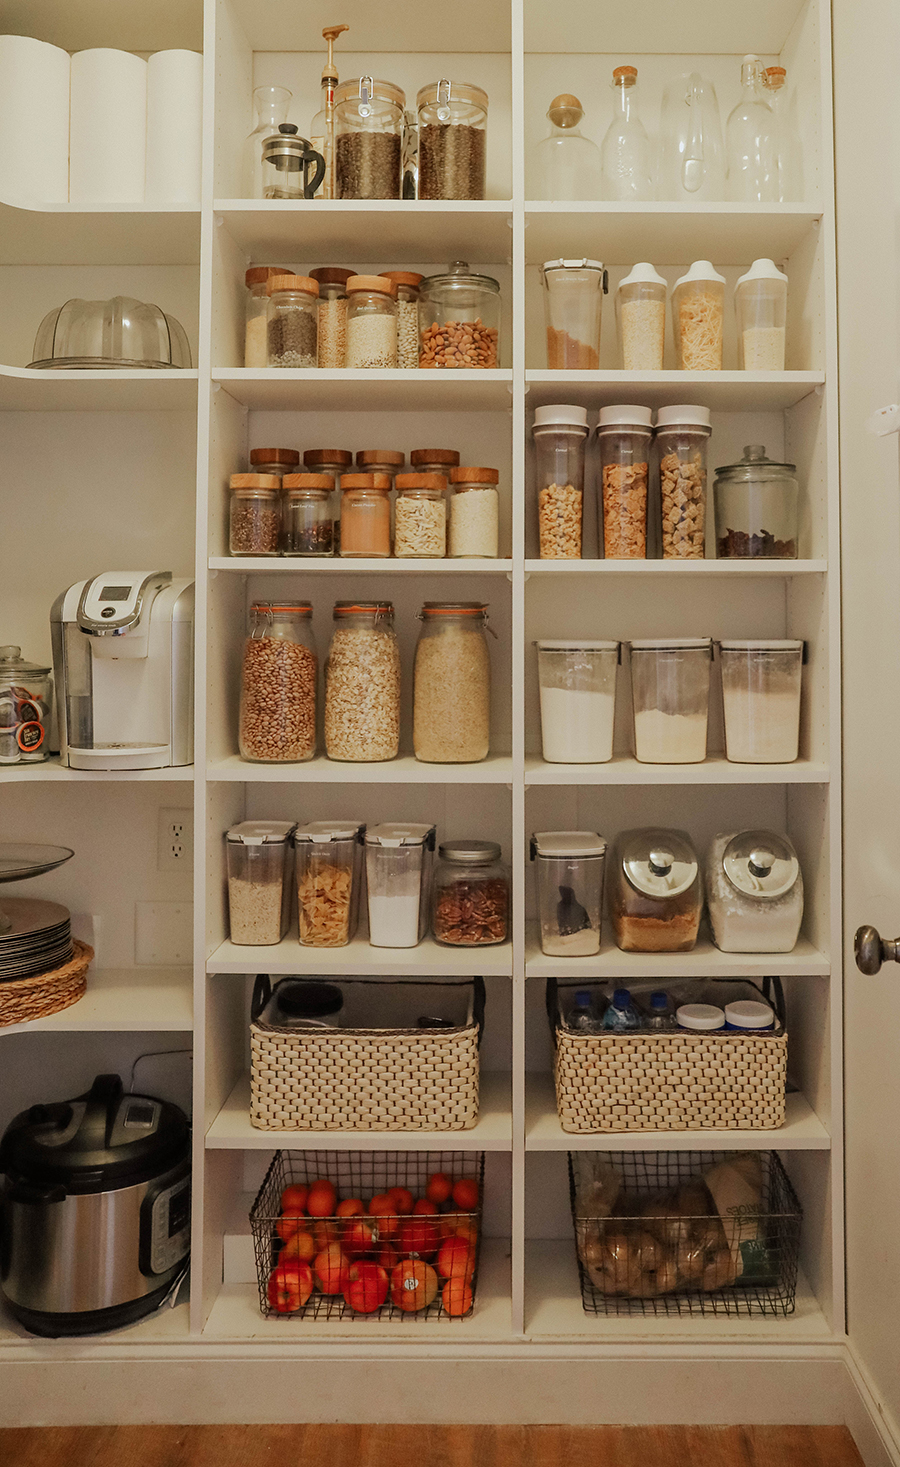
{"left": 629, "top": 638, "right": 712, "bottom": 763}
{"left": 719, "top": 639, "right": 803, "bottom": 762}
{"left": 535, "top": 640, "right": 620, "bottom": 762}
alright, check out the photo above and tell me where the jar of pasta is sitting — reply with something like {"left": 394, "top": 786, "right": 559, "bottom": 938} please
{"left": 449, "top": 467, "right": 500, "bottom": 557}
{"left": 672, "top": 261, "right": 725, "bottom": 370}
{"left": 394, "top": 474, "right": 447, "bottom": 557}
{"left": 294, "top": 820, "right": 365, "bottom": 947}
{"left": 339, "top": 472, "right": 392, "bottom": 557}
{"left": 413, "top": 602, "right": 491, "bottom": 763}
{"left": 324, "top": 602, "right": 400, "bottom": 762}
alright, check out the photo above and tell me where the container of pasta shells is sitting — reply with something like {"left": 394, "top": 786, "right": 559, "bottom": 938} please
{"left": 294, "top": 820, "right": 366, "bottom": 948}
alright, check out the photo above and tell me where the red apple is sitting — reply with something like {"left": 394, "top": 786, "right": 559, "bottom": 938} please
{"left": 313, "top": 1219, "right": 340, "bottom": 1251}
{"left": 343, "top": 1261, "right": 389, "bottom": 1314}
{"left": 336, "top": 1197, "right": 365, "bottom": 1218}
{"left": 368, "top": 1194, "right": 400, "bottom": 1237}
{"left": 442, "top": 1276, "right": 473, "bottom": 1316}
{"left": 267, "top": 1260, "right": 313, "bottom": 1313}
{"left": 437, "top": 1236, "right": 474, "bottom": 1280}
{"left": 306, "top": 1180, "right": 337, "bottom": 1217}
{"left": 280, "top": 1229, "right": 316, "bottom": 1264}
{"left": 452, "top": 1177, "right": 479, "bottom": 1211}
{"left": 342, "top": 1219, "right": 375, "bottom": 1258}
{"left": 398, "top": 1218, "right": 440, "bottom": 1259}
{"left": 314, "top": 1243, "right": 350, "bottom": 1295}
{"left": 388, "top": 1186, "right": 414, "bottom": 1215}
{"left": 390, "top": 1259, "right": 439, "bottom": 1312}
{"left": 375, "top": 1241, "right": 400, "bottom": 1273}
{"left": 413, "top": 1198, "right": 438, "bottom": 1216}
{"left": 280, "top": 1184, "right": 309, "bottom": 1214}
{"left": 425, "top": 1172, "right": 453, "bottom": 1206}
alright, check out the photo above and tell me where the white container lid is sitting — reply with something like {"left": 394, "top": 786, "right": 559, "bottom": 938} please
{"left": 719, "top": 639, "right": 803, "bottom": 651}
{"left": 365, "top": 822, "right": 435, "bottom": 847}
{"left": 677, "top": 1003, "right": 725, "bottom": 1031}
{"left": 725, "top": 999, "right": 775, "bottom": 1029}
{"left": 630, "top": 637, "right": 712, "bottom": 651}
{"left": 226, "top": 821, "right": 294, "bottom": 844}
{"left": 542, "top": 257, "right": 604, "bottom": 273}
{"left": 674, "top": 260, "right": 726, "bottom": 290}
{"left": 596, "top": 404, "right": 654, "bottom": 428}
{"left": 535, "top": 639, "right": 619, "bottom": 651}
{"left": 294, "top": 820, "right": 364, "bottom": 843}
{"left": 533, "top": 404, "right": 589, "bottom": 429}
{"left": 655, "top": 404, "right": 711, "bottom": 429}
{"left": 532, "top": 830, "right": 607, "bottom": 858}
{"left": 735, "top": 258, "right": 789, "bottom": 291}
{"left": 617, "top": 262, "right": 666, "bottom": 289}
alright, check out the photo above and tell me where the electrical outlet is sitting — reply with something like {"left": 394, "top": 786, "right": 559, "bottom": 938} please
{"left": 158, "top": 807, "right": 193, "bottom": 871}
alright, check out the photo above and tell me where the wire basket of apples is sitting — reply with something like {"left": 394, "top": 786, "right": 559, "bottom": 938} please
{"left": 251, "top": 1150, "right": 484, "bottom": 1322}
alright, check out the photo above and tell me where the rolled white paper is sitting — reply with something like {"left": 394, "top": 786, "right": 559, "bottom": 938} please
{"left": 70, "top": 48, "right": 147, "bottom": 203}
{"left": 145, "top": 49, "right": 203, "bottom": 203}
{"left": 0, "top": 35, "right": 70, "bottom": 203}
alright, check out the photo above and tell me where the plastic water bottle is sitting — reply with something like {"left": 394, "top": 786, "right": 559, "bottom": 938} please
{"left": 601, "top": 987, "right": 640, "bottom": 1031}
{"left": 645, "top": 990, "right": 677, "bottom": 1031}
{"left": 567, "top": 989, "right": 600, "bottom": 1033}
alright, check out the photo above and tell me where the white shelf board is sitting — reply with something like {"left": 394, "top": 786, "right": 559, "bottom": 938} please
{"left": 5, "top": 969, "right": 193, "bottom": 1034}
{"left": 524, "top": 1074, "right": 830, "bottom": 1152}
{"left": 204, "top": 1238, "right": 513, "bottom": 1342}
{"left": 213, "top": 369, "right": 513, "bottom": 412}
{"left": 208, "top": 934, "right": 513, "bottom": 977}
{"left": 524, "top": 559, "right": 827, "bottom": 576}
{"left": 524, "top": 1241, "right": 833, "bottom": 1344}
{"left": 523, "top": 204, "right": 822, "bottom": 266}
{"left": 209, "top": 557, "right": 513, "bottom": 575}
{"left": 524, "top": 925, "right": 829, "bottom": 979}
{"left": 526, "top": 371, "right": 825, "bottom": 412}
{"left": 524, "top": 756, "right": 830, "bottom": 785}
{"left": 0, "top": 756, "right": 194, "bottom": 783}
{"left": 207, "top": 1071, "right": 512, "bottom": 1151}
{"left": 217, "top": 202, "right": 514, "bottom": 265}
{"left": 206, "top": 753, "right": 514, "bottom": 784}
{"left": 0, "top": 200, "right": 200, "bottom": 266}
{"left": 0, "top": 366, "right": 198, "bottom": 412}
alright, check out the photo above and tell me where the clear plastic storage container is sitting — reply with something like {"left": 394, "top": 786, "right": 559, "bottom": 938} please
{"left": 245, "top": 266, "right": 288, "bottom": 367}
{"left": 394, "top": 474, "right": 447, "bottom": 558}
{"left": 282, "top": 473, "right": 334, "bottom": 555}
{"left": 535, "top": 640, "right": 619, "bottom": 764}
{"left": 345, "top": 275, "right": 398, "bottom": 368}
{"left": 596, "top": 405, "right": 653, "bottom": 558}
{"left": 713, "top": 445, "right": 799, "bottom": 559}
{"left": 239, "top": 602, "right": 318, "bottom": 763}
{"left": 655, "top": 405, "right": 711, "bottom": 560}
{"left": 339, "top": 472, "right": 393, "bottom": 557}
{"left": 533, "top": 404, "right": 589, "bottom": 559}
{"left": 324, "top": 601, "right": 400, "bottom": 762}
{"left": 540, "top": 258, "right": 607, "bottom": 369}
{"left": 310, "top": 267, "right": 353, "bottom": 367}
{"left": 672, "top": 261, "right": 725, "bottom": 370}
{"left": 719, "top": 639, "right": 803, "bottom": 763}
{"left": 449, "top": 467, "right": 500, "bottom": 558}
{"left": 294, "top": 820, "right": 365, "bottom": 948}
{"left": 609, "top": 828, "right": 702, "bottom": 952}
{"left": 365, "top": 823, "right": 436, "bottom": 947}
{"left": 417, "top": 80, "right": 488, "bottom": 200}
{"left": 615, "top": 263, "right": 666, "bottom": 369}
{"left": 229, "top": 474, "right": 281, "bottom": 556}
{"left": 226, "top": 821, "right": 295, "bottom": 946}
{"left": 413, "top": 602, "right": 491, "bottom": 763}
{"left": 419, "top": 261, "right": 500, "bottom": 368}
{"left": 266, "top": 274, "right": 319, "bottom": 367}
{"left": 0, "top": 646, "right": 52, "bottom": 765}
{"left": 735, "top": 259, "right": 788, "bottom": 370}
{"left": 706, "top": 829, "right": 804, "bottom": 952}
{"left": 334, "top": 77, "right": 405, "bottom": 199}
{"left": 629, "top": 638, "right": 712, "bottom": 763}
{"left": 530, "top": 830, "right": 607, "bottom": 956}
{"left": 433, "top": 840, "right": 509, "bottom": 946}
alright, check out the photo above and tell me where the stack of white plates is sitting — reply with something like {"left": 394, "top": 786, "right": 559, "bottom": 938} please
{"left": 0, "top": 899, "right": 73, "bottom": 981}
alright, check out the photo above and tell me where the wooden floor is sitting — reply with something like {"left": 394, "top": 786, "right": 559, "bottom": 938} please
{"left": 0, "top": 1426, "right": 866, "bottom": 1467}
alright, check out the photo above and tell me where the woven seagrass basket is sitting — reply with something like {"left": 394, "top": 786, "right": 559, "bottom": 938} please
{"left": 0, "top": 939, "right": 93, "bottom": 1028}
{"left": 249, "top": 976, "right": 484, "bottom": 1131}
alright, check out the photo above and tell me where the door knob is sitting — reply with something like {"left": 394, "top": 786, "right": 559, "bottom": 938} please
{"left": 854, "top": 924, "right": 900, "bottom": 974}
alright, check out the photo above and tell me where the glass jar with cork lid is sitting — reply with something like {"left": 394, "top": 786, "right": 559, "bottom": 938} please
{"left": 304, "top": 447, "right": 353, "bottom": 554}
{"left": 266, "top": 274, "right": 319, "bottom": 367}
{"left": 379, "top": 271, "right": 423, "bottom": 367}
{"left": 449, "top": 467, "right": 500, "bottom": 558}
{"left": 345, "top": 276, "right": 398, "bottom": 368}
{"left": 394, "top": 474, "right": 447, "bottom": 558}
{"left": 229, "top": 474, "right": 282, "bottom": 556}
{"left": 310, "top": 266, "right": 353, "bottom": 368}
{"left": 283, "top": 473, "right": 335, "bottom": 555}
{"left": 339, "top": 472, "right": 393, "bottom": 557}
{"left": 244, "top": 265, "right": 288, "bottom": 367}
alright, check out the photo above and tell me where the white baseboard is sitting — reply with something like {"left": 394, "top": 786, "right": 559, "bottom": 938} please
{"left": 844, "top": 1347, "right": 900, "bottom": 1467}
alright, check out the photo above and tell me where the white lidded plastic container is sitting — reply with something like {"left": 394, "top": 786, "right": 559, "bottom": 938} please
{"left": 535, "top": 640, "right": 619, "bottom": 763}
{"left": 226, "top": 821, "right": 295, "bottom": 946}
{"left": 294, "top": 819, "right": 365, "bottom": 948}
{"left": 615, "top": 262, "right": 666, "bottom": 369}
{"left": 676, "top": 1003, "right": 725, "bottom": 1031}
{"left": 672, "top": 260, "right": 726, "bottom": 370}
{"left": 540, "top": 258, "right": 607, "bottom": 369}
{"left": 533, "top": 403, "right": 589, "bottom": 559}
{"left": 364, "top": 823, "right": 436, "bottom": 948}
{"left": 530, "top": 830, "right": 607, "bottom": 956}
{"left": 719, "top": 639, "right": 803, "bottom": 762}
{"left": 629, "top": 638, "right": 712, "bottom": 763}
{"left": 735, "top": 258, "right": 788, "bottom": 370}
{"left": 706, "top": 829, "right": 804, "bottom": 952}
{"left": 724, "top": 999, "right": 775, "bottom": 1031}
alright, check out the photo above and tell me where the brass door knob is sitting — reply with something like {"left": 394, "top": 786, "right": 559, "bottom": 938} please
{"left": 854, "top": 924, "right": 900, "bottom": 975}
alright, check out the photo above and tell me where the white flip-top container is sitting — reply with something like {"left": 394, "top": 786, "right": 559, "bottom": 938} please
{"left": 364, "top": 822, "right": 436, "bottom": 948}
{"left": 706, "top": 829, "right": 804, "bottom": 952}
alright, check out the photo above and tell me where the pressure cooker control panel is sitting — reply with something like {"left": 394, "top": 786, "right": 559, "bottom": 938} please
{"left": 143, "top": 1172, "right": 191, "bottom": 1277}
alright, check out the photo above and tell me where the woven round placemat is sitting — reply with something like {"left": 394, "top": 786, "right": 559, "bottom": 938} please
{"left": 0, "top": 939, "right": 93, "bottom": 1028}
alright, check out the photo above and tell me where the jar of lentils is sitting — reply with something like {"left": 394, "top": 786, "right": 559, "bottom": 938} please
{"left": 379, "top": 271, "right": 423, "bottom": 367}
{"left": 345, "top": 275, "right": 398, "bottom": 368}
{"left": 394, "top": 473, "right": 447, "bottom": 558}
{"left": 283, "top": 473, "right": 334, "bottom": 555}
{"left": 266, "top": 273, "right": 319, "bottom": 367}
{"left": 229, "top": 474, "right": 281, "bottom": 556}
{"left": 310, "top": 266, "right": 353, "bottom": 368}
{"left": 413, "top": 602, "right": 491, "bottom": 763}
{"left": 334, "top": 77, "right": 405, "bottom": 199}
{"left": 325, "top": 601, "right": 400, "bottom": 762}
{"left": 449, "top": 466, "right": 500, "bottom": 557}
{"left": 339, "top": 472, "right": 393, "bottom": 557}
{"left": 239, "top": 601, "right": 318, "bottom": 763}
{"left": 416, "top": 81, "right": 488, "bottom": 201}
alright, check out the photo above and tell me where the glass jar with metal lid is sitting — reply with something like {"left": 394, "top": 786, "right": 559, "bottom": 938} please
{"left": 379, "top": 272, "right": 423, "bottom": 367}
{"left": 225, "top": 821, "right": 295, "bottom": 945}
{"left": 266, "top": 273, "right": 319, "bottom": 367}
{"left": 310, "top": 267, "right": 353, "bottom": 368}
{"left": 282, "top": 473, "right": 334, "bottom": 556}
{"left": 629, "top": 638, "right": 712, "bottom": 764}
{"left": 345, "top": 275, "right": 398, "bottom": 368}
{"left": 339, "top": 472, "right": 392, "bottom": 557}
{"left": 530, "top": 831, "right": 607, "bottom": 956}
{"left": 229, "top": 474, "right": 281, "bottom": 556}
{"left": 245, "top": 265, "right": 288, "bottom": 367}
{"left": 541, "top": 258, "right": 607, "bottom": 369}
{"left": 713, "top": 444, "right": 799, "bottom": 559}
{"left": 394, "top": 473, "right": 447, "bottom": 558}
{"left": 324, "top": 602, "right": 400, "bottom": 762}
{"left": 419, "top": 260, "right": 500, "bottom": 368}
{"left": 0, "top": 645, "right": 51, "bottom": 765}
{"left": 433, "top": 840, "right": 509, "bottom": 946}
{"left": 706, "top": 828, "right": 804, "bottom": 952}
{"left": 334, "top": 77, "right": 405, "bottom": 199}
{"left": 449, "top": 466, "right": 500, "bottom": 558}
{"left": 294, "top": 820, "right": 366, "bottom": 947}
{"left": 416, "top": 81, "right": 488, "bottom": 200}
{"left": 413, "top": 602, "right": 491, "bottom": 763}
{"left": 609, "top": 827, "right": 701, "bottom": 952}
{"left": 239, "top": 601, "right": 318, "bottom": 763}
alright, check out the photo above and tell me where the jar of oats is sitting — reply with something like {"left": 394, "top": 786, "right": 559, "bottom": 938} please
{"left": 379, "top": 271, "right": 423, "bottom": 367}
{"left": 294, "top": 819, "right": 365, "bottom": 947}
{"left": 394, "top": 473, "right": 447, "bottom": 557}
{"left": 239, "top": 601, "right": 318, "bottom": 763}
{"left": 654, "top": 405, "right": 710, "bottom": 560}
{"left": 310, "top": 266, "right": 353, "bottom": 368}
{"left": 345, "top": 275, "right": 398, "bottom": 368}
{"left": 532, "top": 404, "right": 588, "bottom": 559}
{"left": 324, "top": 601, "right": 400, "bottom": 761}
{"left": 596, "top": 405, "right": 652, "bottom": 559}
{"left": 413, "top": 602, "right": 491, "bottom": 763}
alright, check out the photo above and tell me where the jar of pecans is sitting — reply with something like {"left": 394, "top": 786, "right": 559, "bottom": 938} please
{"left": 345, "top": 275, "right": 398, "bottom": 368}
{"left": 282, "top": 473, "right": 334, "bottom": 555}
{"left": 229, "top": 474, "right": 282, "bottom": 556}
{"left": 239, "top": 601, "right": 318, "bottom": 763}
{"left": 432, "top": 840, "right": 509, "bottom": 946}
{"left": 324, "top": 601, "right": 400, "bottom": 762}
{"left": 394, "top": 473, "right": 447, "bottom": 557}
{"left": 310, "top": 266, "right": 353, "bottom": 368}
{"left": 266, "top": 273, "right": 319, "bottom": 367}
{"left": 339, "top": 472, "right": 393, "bottom": 557}
{"left": 379, "top": 271, "right": 423, "bottom": 367}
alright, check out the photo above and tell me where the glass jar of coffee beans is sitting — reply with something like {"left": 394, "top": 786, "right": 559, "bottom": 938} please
{"left": 334, "top": 77, "right": 405, "bottom": 199}
{"left": 416, "top": 81, "right": 488, "bottom": 200}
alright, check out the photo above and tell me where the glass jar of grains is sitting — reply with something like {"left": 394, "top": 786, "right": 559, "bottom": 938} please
{"left": 325, "top": 601, "right": 400, "bottom": 762}
{"left": 266, "top": 273, "right": 319, "bottom": 367}
{"left": 418, "top": 260, "right": 500, "bottom": 368}
{"left": 244, "top": 265, "right": 288, "bottom": 367}
{"left": 310, "top": 266, "right": 353, "bottom": 368}
{"left": 283, "top": 473, "right": 334, "bottom": 555}
{"left": 379, "top": 271, "right": 423, "bottom": 367}
{"left": 339, "top": 472, "right": 392, "bottom": 557}
{"left": 335, "top": 77, "right": 405, "bottom": 199}
{"left": 239, "top": 601, "right": 318, "bottom": 763}
{"left": 416, "top": 81, "right": 488, "bottom": 200}
{"left": 229, "top": 474, "right": 281, "bottom": 556}
{"left": 413, "top": 601, "right": 491, "bottom": 763}
{"left": 345, "top": 275, "right": 398, "bottom": 368}
{"left": 304, "top": 447, "right": 353, "bottom": 553}
{"left": 394, "top": 474, "right": 447, "bottom": 557}
{"left": 432, "top": 840, "right": 509, "bottom": 947}
{"left": 448, "top": 466, "right": 500, "bottom": 557}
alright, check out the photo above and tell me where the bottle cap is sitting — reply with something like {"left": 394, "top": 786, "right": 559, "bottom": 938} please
{"left": 735, "top": 258, "right": 789, "bottom": 290}
{"left": 618, "top": 262, "right": 667, "bottom": 289}
{"left": 532, "top": 404, "right": 588, "bottom": 429}
{"left": 597, "top": 404, "right": 654, "bottom": 429}
{"left": 613, "top": 988, "right": 632, "bottom": 1007}
{"left": 673, "top": 260, "right": 726, "bottom": 290}
{"left": 650, "top": 991, "right": 668, "bottom": 1009}
{"left": 574, "top": 989, "right": 593, "bottom": 1006}
{"left": 655, "top": 404, "right": 711, "bottom": 429}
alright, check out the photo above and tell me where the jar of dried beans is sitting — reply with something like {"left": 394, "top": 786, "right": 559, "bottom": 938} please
{"left": 335, "top": 77, "right": 405, "bottom": 199}
{"left": 596, "top": 405, "right": 652, "bottom": 558}
{"left": 239, "top": 601, "right": 318, "bottom": 763}
{"left": 532, "top": 404, "right": 588, "bottom": 559}
{"left": 245, "top": 265, "right": 288, "bottom": 367}
{"left": 345, "top": 275, "right": 398, "bottom": 368}
{"left": 294, "top": 820, "right": 365, "bottom": 947}
{"left": 672, "top": 260, "right": 725, "bottom": 371}
{"left": 433, "top": 840, "right": 509, "bottom": 947}
{"left": 310, "top": 266, "right": 353, "bottom": 368}
{"left": 229, "top": 475, "right": 281, "bottom": 556}
{"left": 266, "top": 273, "right": 319, "bottom": 367}
{"left": 339, "top": 472, "right": 392, "bottom": 557}
{"left": 416, "top": 80, "right": 488, "bottom": 200}
{"left": 654, "top": 404, "right": 711, "bottom": 560}
{"left": 282, "top": 473, "right": 334, "bottom": 555}
{"left": 324, "top": 601, "right": 400, "bottom": 762}
{"left": 449, "top": 466, "right": 500, "bottom": 557}
{"left": 615, "top": 262, "right": 666, "bottom": 369}
{"left": 413, "top": 602, "right": 492, "bottom": 763}
{"left": 379, "top": 271, "right": 422, "bottom": 367}
{"left": 394, "top": 474, "right": 447, "bottom": 557}
{"left": 419, "top": 261, "right": 500, "bottom": 368}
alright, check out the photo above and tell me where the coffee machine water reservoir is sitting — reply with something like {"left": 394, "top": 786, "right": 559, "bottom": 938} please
{"left": 50, "top": 571, "right": 194, "bottom": 771}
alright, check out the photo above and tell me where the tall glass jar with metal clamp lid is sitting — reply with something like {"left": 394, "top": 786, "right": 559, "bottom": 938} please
{"left": 379, "top": 271, "right": 423, "bottom": 367}
{"left": 596, "top": 404, "right": 653, "bottom": 558}
{"left": 345, "top": 276, "right": 398, "bottom": 368}
{"left": 713, "top": 444, "right": 799, "bottom": 558}
{"left": 282, "top": 473, "right": 334, "bottom": 555}
{"left": 449, "top": 467, "right": 500, "bottom": 558}
{"left": 417, "top": 80, "right": 488, "bottom": 200}
{"left": 266, "top": 274, "right": 319, "bottom": 367}
{"left": 413, "top": 602, "right": 492, "bottom": 763}
{"left": 324, "top": 602, "right": 400, "bottom": 762}
{"left": 610, "top": 827, "right": 702, "bottom": 952}
{"left": 433, "top": 840, "right": 509, "bottom": 947}
{"left": 541, "top": 259, "right": 607, "bottom": 369}
{"left": 419, "top": 261, "right": 500, "bottom": 368}
{"left": 239, "top": 601, "right": 318, "bottom": 763}
{"left": 310, "top": 267, "right": 353, "bottom": 368}
{"left": 244, "top": 265, "right": 288, "bottom": 367}
{"left": 334, "top": 77, "right": 405, "bottom": 199}
{"left": 655, "top": 404, "right": 711, "bottom": 559}
{"left": 533, "top": 404, "right": 589, "bottom": 558}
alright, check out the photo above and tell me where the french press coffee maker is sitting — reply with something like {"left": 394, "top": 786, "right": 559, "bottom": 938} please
{"left": 261, "top": 124, "right": 326, "bottom": 200}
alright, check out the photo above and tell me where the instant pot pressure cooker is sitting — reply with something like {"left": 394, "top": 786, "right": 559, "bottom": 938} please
{"left": 0, "top": 1073, "right": 190, "bottom": 1337}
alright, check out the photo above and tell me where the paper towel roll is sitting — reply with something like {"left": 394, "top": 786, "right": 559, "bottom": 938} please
{"left": 145, "top": 49, "right": 203, "bottom": 204}
{"left": 0, "top": 35, "right": 69, "bottom": 203}
{"left": 70, "top": 48, "right": 147, "bottom": 203}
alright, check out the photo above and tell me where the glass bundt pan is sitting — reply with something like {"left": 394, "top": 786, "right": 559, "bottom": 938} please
{"left": 30, "top": 294, "right": 192, "bottom": 369}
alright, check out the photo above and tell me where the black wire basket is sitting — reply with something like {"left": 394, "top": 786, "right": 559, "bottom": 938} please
{"left": 569, "top": 1149, "right": 802, "bottom": 1318}
{"left": 251, "top": 1149, "right": 484, "bottom": 1322}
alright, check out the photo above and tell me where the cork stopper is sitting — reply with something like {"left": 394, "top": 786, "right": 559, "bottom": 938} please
{"left": 613, "top": 65, "right": 638, "bottom": 86}
{"left": 547, "top": 93, "right": 584, "bottom": 128}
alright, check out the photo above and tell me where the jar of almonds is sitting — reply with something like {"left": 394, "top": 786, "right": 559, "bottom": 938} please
{"left": 239, "top": 601, "right": 318, "bottom": 763}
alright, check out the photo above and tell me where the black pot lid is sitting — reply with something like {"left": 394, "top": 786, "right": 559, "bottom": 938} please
{"left": 0, "top": 1074, "right": 189, "bottom": 1194}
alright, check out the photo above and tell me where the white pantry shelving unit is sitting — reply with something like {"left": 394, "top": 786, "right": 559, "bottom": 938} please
{"left": 0, "top": 0, "right": 846, "bottom": 1422}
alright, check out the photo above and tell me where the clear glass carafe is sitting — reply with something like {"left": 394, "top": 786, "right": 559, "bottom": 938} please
{"left": 713, "top": 444, "right": 799, "bottom": 558}
{"left": 629, "top": 638, "right": 712, "bottom": 763}
{"left": 535, "top": 641, "right": 619, "bottom": 764}
{"left": 533, "top": 94, "right": 602, "bottom": 201}
{"left": 596, "top": 406, "right": 653, "bottom": 558}
{"left": 726, "top": 55, "right": 778, "bottom": 202}
{"left": 541, "top": 258, "right": 607, "bottom": 369}
{"left": 735, "top": 259, "right": 788, "bottom": 370}
{"left": 765, "top": 66, "right": 803, "bottom": 202}
{"left": 226, "top": 821, "right": 295, "bottom": 945}
{"left": 658, "top": 72, "right": 725, "bottom": 200}
{"left": 601, "top": 66, "right": 653, "bottom": 200}
{"left": 324, "top": 601, "right": 400, "bottom": 762}
{"left": 530, "top": 831, "right": 607, "bottom": 956}
{"left": 244, "top": 86, "right": 293, "bottom": 198}
{"left": 533, "top": 405, "right": 589, "bottom": 559}
{"left": 655, "top": 405, "right": 711, "bottom": 560}
{"left": 719, "top": 639, "right": 803, "bottom": 763}
{"left": 239, "top": 601, "right": 318, "bottom": 763}
{"left": 413, "top": 602, "right": 491, "bottom": 763}
{"left": 294, "top": 820, "right": 365, "bottom": 947}
{"left": 615, "top": 263, "right": 666, "bottom": 370}
{"left": 364, "top": 823, "right": 435, "bottom": 947}
{"left": 433, "top": 840, "right": 509, "bottom": 946}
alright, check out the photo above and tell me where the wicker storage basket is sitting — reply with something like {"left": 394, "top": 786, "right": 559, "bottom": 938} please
{"left": 551, "top": 978, "right": 787, "bottom": 1132}
{"left": 0, "top": 940, "right": 93, "bottom": 1028}
{"left": 249, "top": 976, "right": 484, "bottom": 1131}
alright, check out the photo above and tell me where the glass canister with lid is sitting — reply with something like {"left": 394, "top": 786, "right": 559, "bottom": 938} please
{"left": 339, "top": 472, "right": 393, "bottom": 557}
{"left": 449, "top": 466, "right": 500, "bottom": 558}
{"left": 672, "top": 260, "right": 726, "bottom": 370}
{"left": 324, "top": 601, "right": 400, "bottom": 762}
{"left": 714, "top": 444, "right": 799, "bottom": 558}
{"left": 282, "top": 473, "right": 335, "bottom": 555}
{"left": 535, "top": 640, "right": 620, "bottom": 763}
{"left": 417, "top": 81, "right": 488, "bottom": 200}
{"left": 533, "top": 404, "right": 589, "bottom": 559}
{"left": 226, "top": 821, "right": 295, "bottom": 945}
{"left": 304, "top": 447, "right": 353, "bottom": 553}
{"left": 540, "top": 258, "right": 607, "bottom": 369}
{"left": 433, "top": 840, "right": 509, "bottom": 946}
{"left": 379, "top": 271, "right": 423, "bottom": 367}
{"left": 365, "top": 823, "right": 436, "bottom": 947}
{"left": 629, "top": 638, "right": 712, "bottom": 763}
{"left": 609, "top": 827, "right": 702, "bottom": 952}
{"left": 355, "top": 448, "right": 405, "bottom": 484}
{"left": 419, "top": 261, "right": 500, "bottom": 368}
{"left": 394, "top": 473, "right": 447, "bottom": 558}
{"left": 239, "top": 601, "right": 318, "bottom": 763}
{"left": 249, "top": 447, "right": 300, "bottom": 482}
{"left": 530, "top": 830, "right": 607, "bottom": 956}
{"left": 266, "top": 274, "right": 319, "bottom": 367}
{"left": 706, "top": 828, "right": 804, "bottom": 952}
{"left": 597, "top": 405, "right": 653, "bottom": 558}
{"left": 655, "top": 405, "right": 711, "bottom": 560}
{"left": 615, "top": 262, "right": 666, "bottom": 369}
{"left": 735, "top": 258, "right": 788, "bottom": 370}
{"left": 413, "top": 602, "right": 492, "bottom": 763}
{"left": 719, "top": 639, "right": 804, "bottom": 762}
{"left": 0, "top": 646, "right": 52, "bottom": 764}
{"left": 245, "top": 265, "right": 288, "bottom": 367}
{"left": 345, "top": 275, "right": 398, "bottom": 368}
{"left": 310, "top": 267, "right": 353, "bottom": 368}
{"left": 294, "top": 819, "right": 366, "bottom": 948}
{"left": 334, "top": 77, "right": 405, "bottom": 199}
{"left": 229, "top": 474, "right": 282, "bottom": 556}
